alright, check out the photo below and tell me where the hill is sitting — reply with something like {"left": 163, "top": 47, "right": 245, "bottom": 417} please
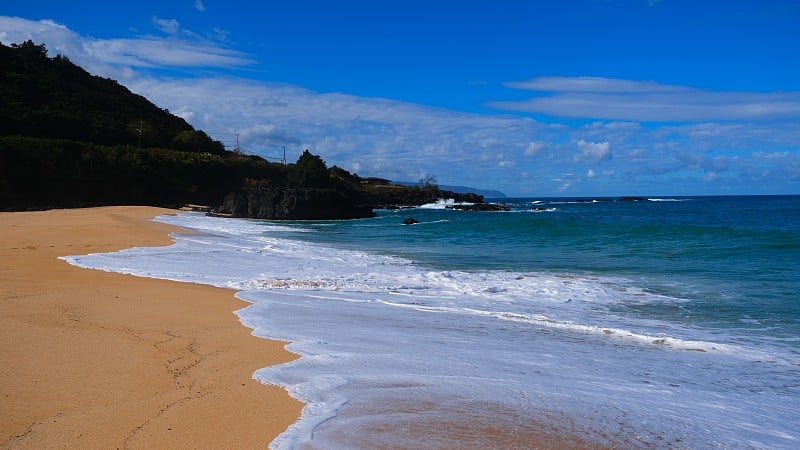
{"left": 0, "top": 41, "right": 220, "bottom": 152}
{"left": 0, "top": 41, "right": 483, "bottom": 218}
{"left": 0, "top": 40, "right": 288, "bottom": 212}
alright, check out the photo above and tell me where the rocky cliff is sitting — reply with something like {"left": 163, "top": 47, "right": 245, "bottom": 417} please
{"left": 217, "top": 181, "right": 375, "bottom": 220}
{"left": 364, "top": 185, "right": 484, "bottom": 209}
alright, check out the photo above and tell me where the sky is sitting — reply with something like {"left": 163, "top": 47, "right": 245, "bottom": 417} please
{"left": 1, "top": 0, "right": 799, "bottom": 197}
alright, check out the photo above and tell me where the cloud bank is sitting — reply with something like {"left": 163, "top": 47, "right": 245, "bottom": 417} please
{"left": 494, "top": 76, "right": 800, "bottom": 122}
{"left": 0, "top": 17, "right": 252, "bottom": 80}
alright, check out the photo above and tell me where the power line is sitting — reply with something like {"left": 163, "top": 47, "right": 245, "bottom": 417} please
{"left": 201, "top": 128, "right": 293, "bottom": 165}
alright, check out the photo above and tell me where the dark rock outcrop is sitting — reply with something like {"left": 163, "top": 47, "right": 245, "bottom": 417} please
{"left": 402, "top": 218, "right": 419, "bottom": 225}
{"left": 216, "top": 181, "right": 375, "bottom": 220}
{"left": 447, "top": 203, "right": 511, "bottom": 212}
{"left": 365, "top": 185, "right": 484, "bottom": 209}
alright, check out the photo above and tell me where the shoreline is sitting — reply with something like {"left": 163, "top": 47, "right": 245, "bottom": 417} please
{"left": 0, "top": 206, "right": 303, "bottom": 448}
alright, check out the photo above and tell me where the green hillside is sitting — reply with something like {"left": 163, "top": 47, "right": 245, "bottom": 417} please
{"left": 0, "top": 41, "right": 290, "bottom": 211}
{"left": 0, "top": 41, "right": 219, "bottom": 151}
{"left": 0, "top": 41, "right": 480, "bottom": 218}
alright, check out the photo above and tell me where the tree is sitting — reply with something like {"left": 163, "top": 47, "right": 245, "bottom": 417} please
{"left": 171, "top": 130, "right": 226, "bottom": 155}
{"left": 419, "top": 173, "right": 438, "bottom": 187}
{"left": 11, "top": 40, "right": 47, "bottom": 59}
{"left": 287, "top": 150, "right": 331, "bottom": 188}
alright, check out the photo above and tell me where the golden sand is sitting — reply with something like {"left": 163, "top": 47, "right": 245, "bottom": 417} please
{"left": 0, "top": 206, "right": 302, "bottom": 449}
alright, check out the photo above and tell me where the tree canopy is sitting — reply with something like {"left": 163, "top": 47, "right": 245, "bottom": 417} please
{"left": 0, "top": 40, "right": 196, "bottom": 148}
{"left": 287, "top": 150, "right": 331, "bottom": 188}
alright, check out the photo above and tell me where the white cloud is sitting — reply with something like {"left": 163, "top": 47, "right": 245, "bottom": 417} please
{"left": 211, "top": 27, "right": 229, "bottom": 41}
{"left": 0, "top": 17, "right": 77, "bottom": 54}
{"left": 89, "top": 38, "right": 252, "bottom": 68}
{"left": 553, "top": 173, "right": 580, "bottom": 193}
{"left": 753, "top": 151, "right": 791, "bottom": 159}
{"left": 498, "top": 159, "right": 515, "bottom": 168}
{"left": 576, "top": 140, "right": 612, "bottom": 162}
{"left": 239, "top": 123, "right": 300, "bottom": 148}
{"left": 0, "top": 17, "right": 252, "bottom": 80}
{"left": 587, "top": 169, "right": 597, "bottom": 178}
{"left": 524, "top": 141, "right": 546, "bottom": 157}
{"left": 194, "top": 0, "right": 206, "bottom": 12}
{"left": 505, "top": 76, "right": 682, "bottom": 94}
{"left": 493, "top": 76, "right": 800, "bottom": 122}
{"left": 152, "top": 17, "right": 180, "bottom": 34}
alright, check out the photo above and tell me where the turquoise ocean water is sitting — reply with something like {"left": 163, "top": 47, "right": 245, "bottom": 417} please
{"left": 300, "top": 196, "right": 800, "bottom": 345}
{"left": 65, "top": 195, "right": 800, "bottom": 448}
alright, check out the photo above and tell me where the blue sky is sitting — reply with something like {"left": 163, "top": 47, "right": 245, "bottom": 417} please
{"left": 2, "top": 0, "right": 799, "bottom": 196}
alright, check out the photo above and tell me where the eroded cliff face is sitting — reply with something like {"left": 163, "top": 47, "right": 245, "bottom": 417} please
{"left": 218, "top": 185, "right": 375, "bottom": 220}
{"left": 363, "top": 185, "right": 484, "bottom": 209}
{"left": 215, "top": 184, "right": 491, "bottom": 220}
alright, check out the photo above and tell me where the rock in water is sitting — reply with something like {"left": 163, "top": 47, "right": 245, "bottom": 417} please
{"left": 447, "top": 203, "right": 510, "bottom": 212}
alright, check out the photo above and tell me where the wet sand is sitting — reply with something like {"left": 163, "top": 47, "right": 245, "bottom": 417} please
{"left": 0, "top": 206, "right": 303, "bottom": 449}
{"left": 308, "top": 394, "right": 611, "bottom": 449}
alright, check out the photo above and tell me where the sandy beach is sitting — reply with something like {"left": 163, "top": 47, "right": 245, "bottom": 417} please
{"left": 0, "top": 206, "right": 303, "bottom": 449}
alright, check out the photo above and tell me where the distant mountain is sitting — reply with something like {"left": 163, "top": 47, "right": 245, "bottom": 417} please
{"left": 438, "top": 184, "right": 507, "bottom": 198}
{"left": 393, "top": 181, "right": 506, "bottom": 198}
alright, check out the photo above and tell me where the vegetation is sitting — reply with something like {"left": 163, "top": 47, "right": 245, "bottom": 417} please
{"left": 0, "top": 40, "right": 481, "bottom": 217}
{"left": 0, "top": 41, "right": 196, "bottom": 148}
{"left": 0, "top": 40, "right": 291, "bottom": 212}
{"left": 0, "top": 135, "right": 283, "bottom": 209}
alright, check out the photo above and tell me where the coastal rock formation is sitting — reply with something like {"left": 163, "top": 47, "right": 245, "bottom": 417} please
{"left": 447, "top": 203, "right": 511, "bottom": 212}
{"left": 365, "top": 185, "right": 483, "bottom": 209}
{"left": 217, "top": 182, "right": 375, "bottom": 220}
{"left": 402, "top": 218, "right": 419, "bottom": 225}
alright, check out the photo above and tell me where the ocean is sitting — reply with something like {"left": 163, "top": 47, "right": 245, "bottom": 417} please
{"left": 63, "top": 195, "right": 800, "bottom": 449}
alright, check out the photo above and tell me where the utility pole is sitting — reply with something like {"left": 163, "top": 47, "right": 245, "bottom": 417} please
{"left": 136, "top": 120, "right": 143, "bottom": 148}
{"left": 282, "top": 146, "right": 286, "bottom": 165}
{"left": 235, "top": 133, "right": 241, "bottom": 154}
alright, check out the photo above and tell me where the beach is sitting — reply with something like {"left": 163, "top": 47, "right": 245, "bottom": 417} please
{"left": 4, "top": 199, "right": 797, "bottom": 449}
{"left": 73, "top": 197, "right": 795, "bottom": 449}
{"left": 0, "top": 206, "right": 302, "bottom": 449}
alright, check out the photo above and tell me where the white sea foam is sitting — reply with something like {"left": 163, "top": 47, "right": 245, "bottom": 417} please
{"left": 61, "top": 212, "right": 800, "bottom": 449}
{"left": 417, "top": 198, "right": 478, "bottom": 209}
{"left": 418, "top": 198, "right": 457, "bottom": 209}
